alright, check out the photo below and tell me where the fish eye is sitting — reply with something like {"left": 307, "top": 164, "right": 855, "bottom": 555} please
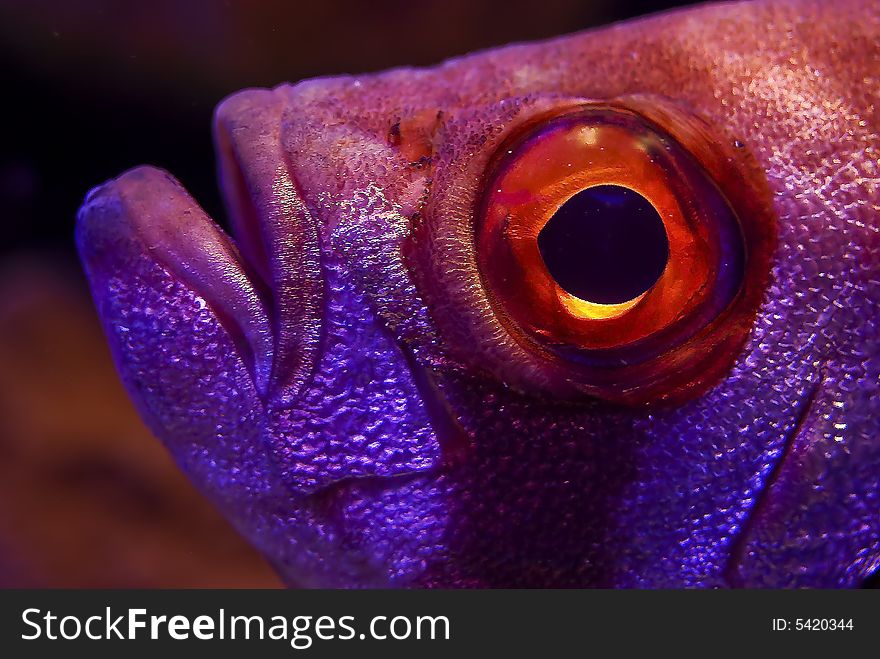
{"left": 476, "top": 100, "right": 774, "bottom": 404}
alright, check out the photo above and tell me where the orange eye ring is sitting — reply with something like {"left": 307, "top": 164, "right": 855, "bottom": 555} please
{"left": 475, "top": 98, "right": 775, "bottom": 403}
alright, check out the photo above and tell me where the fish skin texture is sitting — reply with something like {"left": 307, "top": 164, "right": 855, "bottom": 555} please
{"left": 76, "top": 0, "right": 880, "bottom": 587}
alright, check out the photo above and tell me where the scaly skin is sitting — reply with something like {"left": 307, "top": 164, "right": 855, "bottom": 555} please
{"left": 76, "top": 0, "right": 880, "bottom": 587}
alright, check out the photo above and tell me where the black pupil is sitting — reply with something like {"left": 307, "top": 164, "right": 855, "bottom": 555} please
{"left": 537, "top": 185, "right": 669, "bottom": 304}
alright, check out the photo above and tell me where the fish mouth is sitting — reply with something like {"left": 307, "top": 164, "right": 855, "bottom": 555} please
{"left": 78, "top": 86, "right": 458, "bottom": 499}
{"left": 76, "top": 165, "right": 275, "bottom": 394}
{"left": 77, "top": 87, "right": 326, "bottom": 403}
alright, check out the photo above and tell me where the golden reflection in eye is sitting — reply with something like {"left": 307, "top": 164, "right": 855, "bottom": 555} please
{"left": 476, "top": 99, "right": 775, "bottom": 404}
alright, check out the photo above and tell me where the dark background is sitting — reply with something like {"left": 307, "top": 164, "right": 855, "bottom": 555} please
{"left": 0, "top": 0, "right": 691, "bottom": 587}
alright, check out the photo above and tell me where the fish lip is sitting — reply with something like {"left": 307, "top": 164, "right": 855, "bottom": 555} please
{"left": 214, "top": 118, "right": 275, "bottom": 291}
{"left": 213, "top": 89, "right": 326, "bottom": 404}
{"left": 76, "top": 164, "right": 275, "bottom": 394}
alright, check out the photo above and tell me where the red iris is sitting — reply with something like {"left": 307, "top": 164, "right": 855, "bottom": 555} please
{"left": 476, "top": 99, "right": 775, "bottom": 404}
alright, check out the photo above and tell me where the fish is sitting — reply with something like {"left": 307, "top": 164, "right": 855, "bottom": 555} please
{"left": 76, "top": 0, "right": 880, "bottom": 587}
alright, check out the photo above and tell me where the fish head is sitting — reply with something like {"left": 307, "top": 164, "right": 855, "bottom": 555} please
{"left": 77, "top": 0, "right": 880, "bottom": 587}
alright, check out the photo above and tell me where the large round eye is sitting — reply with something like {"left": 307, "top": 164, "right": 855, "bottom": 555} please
{"left": 476, "top": 102, "right": 774, "bottom": 404}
